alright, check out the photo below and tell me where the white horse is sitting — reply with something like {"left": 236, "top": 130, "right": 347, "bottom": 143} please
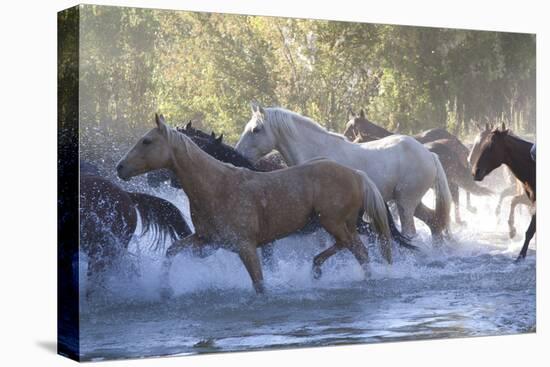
{"left": 236, "top": 103, "right": 452, "bottom": 239}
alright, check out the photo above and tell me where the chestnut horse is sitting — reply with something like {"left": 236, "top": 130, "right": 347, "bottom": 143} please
{"left": 471, "top": 125, "right": 536, "bottom": 260}
{"left": 117, "top": 114, "right": 394, "bottom": 294}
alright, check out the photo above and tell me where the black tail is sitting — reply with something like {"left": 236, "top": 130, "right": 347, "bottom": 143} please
{"left": 385, "top": 203, "right": 418, "bottom": 251}
{"left": 128, "top": 192, "right": 192, "bottom": 251}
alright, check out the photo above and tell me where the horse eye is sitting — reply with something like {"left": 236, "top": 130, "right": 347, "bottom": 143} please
{"left": 252, "top": 126, "right": 262, "bottom": 134}
{"left": 142, "top": 138, "right": 152, "bottom": 145}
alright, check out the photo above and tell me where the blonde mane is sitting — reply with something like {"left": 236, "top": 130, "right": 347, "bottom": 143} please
{"left": 263, "top": 107, "right": 349, "bottom": 141}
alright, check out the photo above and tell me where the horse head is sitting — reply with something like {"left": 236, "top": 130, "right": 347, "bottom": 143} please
{"left": 471, "top": 124, "right": 509, "bottom": 181}
{"left": 117, "top": 114, "right": 173, "bottom": 180}
{"left": 235, "top": 101, "right": 278, "bottom": 162}
{"left": 468, "top": 121, "right": 495, "bottom": 166}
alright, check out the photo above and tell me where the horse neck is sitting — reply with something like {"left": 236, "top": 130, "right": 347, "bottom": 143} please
{"left": 168, "top": 135, "right": 232, "bottom": 203}
{"left": 274, "top": 122, "right": 347, "bottom": 165}
{"left": 367, "top": 122, "right": 392, "bottom": 137}
{"left": 219, "top": 145, "right": 256, "bottom": 170}
{"left": 501, "top": 135, "right": 534, "bottom": 184}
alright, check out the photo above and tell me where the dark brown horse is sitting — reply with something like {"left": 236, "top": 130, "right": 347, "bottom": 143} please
{"left": 346, "top": 110, "right": 490, "bottom": 223}
{"left": 471, "top": 126, "right": 535, "bottom": 260}
{"left": 80, "top": 162, "right": 191, "bottom": 293}
{"left": 468, "top": 123, "right": 531, "bottom": 237}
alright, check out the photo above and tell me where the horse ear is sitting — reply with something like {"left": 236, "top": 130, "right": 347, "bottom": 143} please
{"left": 250, "top": 101, "right": 259, "bottom": 113}
{"left": 155, "top": 113, "right": 168, "bottom": 136}
{"left": 501, "top": 122, "right": 506, "bottom": 131}
{"left": 348, "top": 110, "right": 356, "bottom": 120}
{"left": 216, "top": 133, "right": 223, "bottom": 144}
{"left": 258, "top": 105, "right": 265, "bottom": 115}
{"left": 185, "top": 120, "right": 192, "bottom": 130}
{"left": 485, "top": 122, "right": 490, "bottom": 131}
{"left": 210, "top": 131, "right": 216, "bottom": 139}
{"left": 155, "top": 113, "right": 162, "bottom": 128}
{"left": 359, "top": 109, "right": 366, "bottom": 119}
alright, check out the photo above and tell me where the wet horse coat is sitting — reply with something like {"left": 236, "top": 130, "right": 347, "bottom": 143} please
{"left": 117, "top": 114, "right": 394, "bottom": 294}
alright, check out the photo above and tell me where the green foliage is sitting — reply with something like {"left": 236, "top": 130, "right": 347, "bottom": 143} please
{"left": 77, "top": 4, "right": 536, "bottom": 151}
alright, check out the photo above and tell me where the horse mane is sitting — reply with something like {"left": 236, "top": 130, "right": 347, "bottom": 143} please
{"left": 128, "top": 192, "right": 191, "bottom": 252}
{"left": 264, "top": 107, "right": 348, "bottom": 141}
{"left": 490, "top": 128, "right": 533, "bottom": 147}
{"left": 193, "top": 134, "right": 257, "bottom": 170}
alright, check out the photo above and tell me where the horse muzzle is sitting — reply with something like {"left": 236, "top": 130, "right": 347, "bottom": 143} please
{"left": 473, "top": 167, "right": 485, "bottom": 181}
{"left": 116, "top": 162, "right": 131, "bottom": 181}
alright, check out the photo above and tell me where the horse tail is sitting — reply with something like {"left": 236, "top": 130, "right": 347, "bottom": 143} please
{"left": 385, "top": 202, "right": 418, "bottom": 251}
{"left": 128, "top": 192, "right": 192, "bottom": 252}
{"left": 452, "top": 159, "right": 493, "bottom": 196}
{"left": 357, "top": 171, "right": 392, "bottom": 264}
{"left": 431, "top": 153, "right": 452, "bottom": 234}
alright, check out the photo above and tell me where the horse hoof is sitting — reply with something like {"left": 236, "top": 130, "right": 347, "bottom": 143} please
{"left": 160, "top": 287, "right": 174, "bottom": 300}
{"left": 509, "top": 228, "right": 517, "bottom": 238}
{"left": 514, "top": 255, "right": 526, "bottom": 264}
{"left": 312, "top": 266, "right": 322, "bottom": 280}
{"left": 469, "top": 207, "right": 478, "bottom": 214}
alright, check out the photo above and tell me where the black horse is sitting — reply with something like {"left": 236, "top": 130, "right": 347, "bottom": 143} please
{"left": 146, "top": 125, "right": 416, "bottom": 261}
{"left": 80, "top": 161, "right": 191, "bottom": 293}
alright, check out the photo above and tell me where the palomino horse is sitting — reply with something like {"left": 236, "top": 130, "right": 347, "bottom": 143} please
{"left": 188, "top": 128, "right": 414, "bottom": 248}
{"left": 471, "top": 125, "right": 536, "bottom": 260}
{"left": 236, "top": 104, "right": 452, "bottom": 240}
{"left": 149, "top": 127, "right": 414, "bottom": 269}
{"left": 468, "top": 123, "right": 531, "bottom": 238}
{"left": 80, "top": 162, "right": 191, "bottom": 295}
{"left": 344, "top": 109, "right": 488, "bottom": 221}
{"left": 117, "top": 114, "right": 394, "bottom": 294}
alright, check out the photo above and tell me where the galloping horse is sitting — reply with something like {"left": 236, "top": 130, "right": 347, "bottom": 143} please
{"left": 468, "top": 123, "right": 530, "bottom": 238}
{"left": 236, "top": 104, "right": 452, "bottom": 240}
{"left": 344, "top": 109, "right": 488, "bottom": 221}
{"left": 471, "top": 125, "right": 536, "bottom": 260}
{"left": 117, "top": 114, "right": 395, "bottom": 294}
{"left": 80, "top": 162, "right": 191, "bottom": 293}
{"left": 185, "top": 128, "right": 414, "bottom": 249}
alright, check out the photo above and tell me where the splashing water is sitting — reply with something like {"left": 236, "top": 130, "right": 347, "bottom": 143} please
{"left": 79, "top": 180, "right": 536, "bottom": 361}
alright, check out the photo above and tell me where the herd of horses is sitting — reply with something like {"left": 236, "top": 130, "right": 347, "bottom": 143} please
{"left": 80, "top": 103, "right": 536, "bottom": 295}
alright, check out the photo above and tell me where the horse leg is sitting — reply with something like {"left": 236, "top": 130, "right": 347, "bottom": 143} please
{"left": 414, "top": 203, "right": 448, "bottom": 242}
{"left": 238, "top": 244, "right": 265, "bottom": 294}
{"left": 465, "top": 191, "right": 477, "bottom": 213}
{"left": 346, "top": 232, "right": 371, "bottom": 278}
{"left": 312, "top": 245, "right": 342, "bottom": 280}
{"left": 496, "top": 186, "right": 515, "bottom": 216}
{"left": 508, "top": 194, "right": 521, "bottom": 238}
{"left": 449, "top": 182, "right": 463, "bottom": 225}
{"left": 516, "top": 214, "right": 536, "bottom": 261}
{"left": 397, "top": 201, "right": 417, "bottom": 239}
{"left": 160, "top": 234, "right": 201, "bottom": 299}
